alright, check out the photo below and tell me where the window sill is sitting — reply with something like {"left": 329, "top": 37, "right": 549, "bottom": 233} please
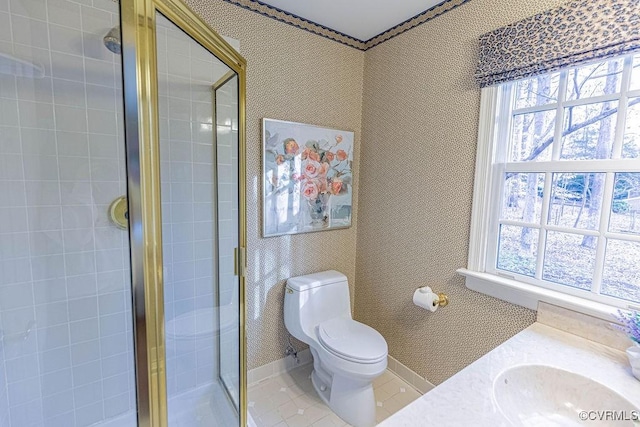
{"left": 456, "top": 268, "right": 626, "bottom": 322}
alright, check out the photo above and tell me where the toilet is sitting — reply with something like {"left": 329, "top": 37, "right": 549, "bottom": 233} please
{"left": 284, "top": 270, "right": 388, "bottom": 427}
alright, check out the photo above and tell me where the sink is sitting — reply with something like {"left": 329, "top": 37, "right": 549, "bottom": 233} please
{"left": 492, "top": 365, "right": 639, "bottom": 426}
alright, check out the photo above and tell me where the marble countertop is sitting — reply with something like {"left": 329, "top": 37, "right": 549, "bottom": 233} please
{"left": 379, "top": 322, "right": 640, "bottom": 426}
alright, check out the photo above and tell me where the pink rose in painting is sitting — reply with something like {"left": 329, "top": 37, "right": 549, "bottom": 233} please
{"left": 335, "top": 134, "right": 343, "bottom": 144}
{"left": 324, "top": 151, "right": 335, "bottom": 162}
{"left": 292, "top": 172, "right": 303, "bottom": 181}
{"left": 302, "top": 180, "right": 319, "bottom": 200}
{"left": 316, "top": 178, "right": 328, "bottom": 193}
{"left": 301, "top": 148, "right": 310, "bottom": 160}
{"left": 284, "top": 138, "right": 299, "bottom": 155}
{"left": 330, "top": 178, "right": 342, "bottom": 195}
{"left": 303, "top": 160, "right": 321, "bottom": 179}
{"left": 336, "top": 149, "right": 348, "bottom": 161}
{"left": 275, "top": 154, "right": 285, "bottom": 165}
{"left": 308, "top": 151, "right": 321, "bottom": 162}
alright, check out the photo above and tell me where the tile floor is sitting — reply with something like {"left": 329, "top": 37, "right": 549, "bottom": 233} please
{"left": 248, "top": 363, "right": 422, "bottom": 427}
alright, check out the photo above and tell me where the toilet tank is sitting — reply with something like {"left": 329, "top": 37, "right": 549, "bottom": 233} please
{"left": 284, "top": 270, "right": 351, "bottom": 342}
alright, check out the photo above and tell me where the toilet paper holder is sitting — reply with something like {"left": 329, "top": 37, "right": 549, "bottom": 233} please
{"left": 417, "top": 288, "right": 449, "bottom": 307}
{"left": 414, "top": 286, "right": 450, "bottom": 311}
{"left": 434, "top": 292, "right": 449, "bottom": 308}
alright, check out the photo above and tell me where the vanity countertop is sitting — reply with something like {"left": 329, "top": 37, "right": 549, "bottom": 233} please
{"left": 379, "top": 322, "right": 640, "bottom": 426}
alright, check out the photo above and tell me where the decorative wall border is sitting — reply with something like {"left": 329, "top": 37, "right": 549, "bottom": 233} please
{"left": 223, "top": 0, "right": 471, "bottom": 51}
{"left": 364, "top": 0, "right": 469, "bottom": 50}
{"left": 222, "top": 0, "right": 367, "bottom": 50}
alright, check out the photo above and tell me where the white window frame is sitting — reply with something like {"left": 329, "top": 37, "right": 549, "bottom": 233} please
{"left": 458, "top": 54, "right": 640, "bottom": 320}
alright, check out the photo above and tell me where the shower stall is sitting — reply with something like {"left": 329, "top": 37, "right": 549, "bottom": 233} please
{"left": 0, "top": 0, "right": 247, "bottom": 426}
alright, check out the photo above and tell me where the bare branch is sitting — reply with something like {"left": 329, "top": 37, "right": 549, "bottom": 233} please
{"left": 575, "top": 66, "right": 600, "bottom": 97}
{"left": 522, "top": 97, "right": 639, "bottom": 162}
{"left": 589, "top": 70, "right": 625, "bottom": 80}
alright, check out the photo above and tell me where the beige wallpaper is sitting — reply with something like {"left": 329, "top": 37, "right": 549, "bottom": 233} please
{"left": 186, "top": 0, "right": 572, "bottom": 381}
{"left": 355, "top": 0, "right": 567, "bottom": 385}
{"left": 186, "top": 0, "right": 365, "bottom": 369}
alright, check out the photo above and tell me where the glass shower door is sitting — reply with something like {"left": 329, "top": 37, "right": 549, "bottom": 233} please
{"left": 155, "top": 11, "right": 241, "bottom": 427}
{"left": 214, "top": 74, "right": 240, "bottom": 410}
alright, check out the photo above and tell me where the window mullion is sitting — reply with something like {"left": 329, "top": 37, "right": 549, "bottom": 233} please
{"left": 511, "top": 92, "right": 623, "bottom": 116}
{"left": 628, "top": 89, "right": 640, "bottom": 98}
{"left": 551, "top": 71, "right": 569, "bottom": 161}
{"left": 562, "top": 92, "right": 621, "bottom": 108}
{"left": 536, "top": 72, "right": 568, "bottom": 280}
{"left": 593, "top": 55, "right": 632, "bottom": 295}
{"left": 535, "top": 171, "right": 552, "bottom": 280}
{"left": 605, "top": 231, "right": 640, "bottom": 243}
{"left": 611, "top": 56, "right": 634, "bottom": 159}
{"left": 503, "top": 159, "right": 640, "bottom": 173}
{"left": 591, "top": 172, "right": 616, "bottom": 295}
{"left": 512, "top": 103, "right": 557, "bottom": 116}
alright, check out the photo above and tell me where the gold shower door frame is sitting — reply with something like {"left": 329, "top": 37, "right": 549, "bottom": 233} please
{"left": 120, "top": 0, "right": 248, "bottom": 426}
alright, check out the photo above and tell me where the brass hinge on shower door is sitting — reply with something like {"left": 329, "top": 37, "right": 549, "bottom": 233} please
{"left": 234, "top": 247, "right": 247, "bottom": 277}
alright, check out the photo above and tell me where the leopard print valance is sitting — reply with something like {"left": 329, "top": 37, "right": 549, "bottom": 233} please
{"left": 475, "top": 0, "right": 640, "bottom": 87}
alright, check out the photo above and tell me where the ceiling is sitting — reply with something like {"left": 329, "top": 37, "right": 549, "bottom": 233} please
{"left": 258, "top": 0, "right": 445, "bottom": 41}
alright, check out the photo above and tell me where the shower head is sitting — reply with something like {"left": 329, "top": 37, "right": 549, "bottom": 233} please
{"left": 103, "top": 26, "right": 121, "bottom": 54}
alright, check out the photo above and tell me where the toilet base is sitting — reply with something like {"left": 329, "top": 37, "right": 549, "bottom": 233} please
{"left": 311, "top": 369, "right": 376, "bottom": 427}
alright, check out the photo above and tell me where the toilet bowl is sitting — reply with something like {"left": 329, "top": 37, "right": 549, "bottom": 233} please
{"left": 284, "top": 270, "right": 388, "bottom": 427}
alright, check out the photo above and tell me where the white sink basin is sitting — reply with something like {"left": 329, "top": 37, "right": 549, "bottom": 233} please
{"left": 493, "top": 365, "right": 639, "bottom": 426}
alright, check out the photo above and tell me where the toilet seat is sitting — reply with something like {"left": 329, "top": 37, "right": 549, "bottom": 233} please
{"left": 317, "top": 318, "right": 387, "bottom": 364}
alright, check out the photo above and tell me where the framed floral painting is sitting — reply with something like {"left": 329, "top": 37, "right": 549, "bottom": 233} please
{"left": 262, "top": 118, "right": 354, "bottom": 237}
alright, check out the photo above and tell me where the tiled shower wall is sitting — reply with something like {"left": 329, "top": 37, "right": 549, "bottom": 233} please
{"left": 0, "top": 0, "right": 241, "bottom": 425}
{"left": 0, "top": 0, "right": 135, "bottom": 425}
{"left": 156, "top": 13, "right": 240, "bottom": 399}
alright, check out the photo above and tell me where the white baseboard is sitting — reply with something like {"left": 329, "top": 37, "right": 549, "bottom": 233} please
{"left": 387, "top": 355, "right": 434, "bottom": 395}
{"left": 248, "top": 349, "right": 313, "bottom": 385}
{"left": 248, "top": 350, "right": 435, "bottom": 395}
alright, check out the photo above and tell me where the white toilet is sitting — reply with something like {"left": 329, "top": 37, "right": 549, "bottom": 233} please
{"left": 284, "top": 270, "right": 388, "bottom": 427}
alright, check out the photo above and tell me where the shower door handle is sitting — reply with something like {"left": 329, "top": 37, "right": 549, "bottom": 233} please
{"left": 234, "top": 247, "right": 246, "bottom": 277}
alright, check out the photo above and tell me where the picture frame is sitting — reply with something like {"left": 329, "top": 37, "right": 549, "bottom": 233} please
{"left": 262, "top": 118, "right": 354, "bottom": 237}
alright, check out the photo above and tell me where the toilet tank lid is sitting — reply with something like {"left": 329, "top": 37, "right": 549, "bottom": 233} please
{"left": 287, "top": 270, "right": 347, "bottom": 292}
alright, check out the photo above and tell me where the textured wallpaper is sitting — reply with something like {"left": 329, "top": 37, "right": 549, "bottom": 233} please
{"left": 185, "top": 0, "right": 365, "bottom": 370}
{"left": 186, "top": 0, "right": 572, "bottom": 381}
{"left": 355, "top": 0, "right": 567, "bottom": 385}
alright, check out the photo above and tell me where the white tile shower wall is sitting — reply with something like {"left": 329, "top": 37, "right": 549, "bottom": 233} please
{"left": 0, "top": 0, "right": 135, "bottom": 425}
{"left": 156, "top": 14, "right": 238, "bottom": 402}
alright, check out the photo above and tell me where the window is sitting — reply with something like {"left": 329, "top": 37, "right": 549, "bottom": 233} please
{"left": 462, "top": 53, "right": 640, "bottom": 312}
